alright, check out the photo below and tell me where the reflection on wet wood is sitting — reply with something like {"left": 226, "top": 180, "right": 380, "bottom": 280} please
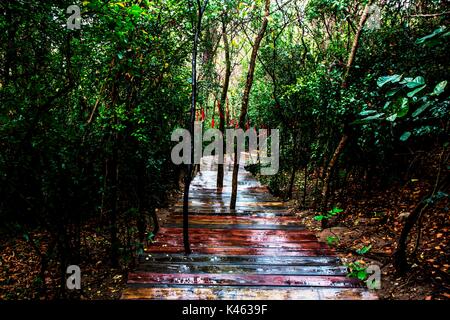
{"left": 121, "top": 286, "right": 376, "bottom": 300}
{"left": 122, "top": 155, "right": 377, "bottom": 300}
{"left": 127, "top": 273, "right": 360, "bottom": 287}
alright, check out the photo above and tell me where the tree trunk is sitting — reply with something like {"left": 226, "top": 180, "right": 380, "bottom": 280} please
{"left": 320, "top": 135, "right": 348, "bottom": 211}
{"left": 394, "top": 175, "right": 449, "bottom": 274}
{"left": 183, "top": 0, "right": 209, "bottom": 254}
{"left": 217, "top": 16, "right": 231, "bottom": 189}
{"left": 320, "top": 2, "right": 372, "bottom": 213}
{"left": 230, "top": 0, "right": 270, "bottom": 209}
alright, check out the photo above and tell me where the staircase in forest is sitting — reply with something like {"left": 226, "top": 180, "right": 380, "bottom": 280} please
{"left": 121, "top": 155, "right": 377, "bottom": 300}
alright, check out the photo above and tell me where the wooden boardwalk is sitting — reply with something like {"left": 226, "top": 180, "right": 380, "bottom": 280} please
{"left": 122, "top": 155, "right": 377, "bottom": 300}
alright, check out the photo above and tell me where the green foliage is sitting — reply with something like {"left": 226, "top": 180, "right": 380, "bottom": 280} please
{"left": 326, "top": 235, "right": 340, "bottom": 246}
{"left": 314, "top": 207, "right": 344, "bottom": 221}
{"left": 347, "top": 261, "right": 369, "bottom": 281}
{"left": 356, "top": 244, "right": 372, "bottom": 255}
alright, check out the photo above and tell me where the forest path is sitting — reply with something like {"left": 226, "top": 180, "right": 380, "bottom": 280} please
{"left": 121, "top": 154, "right": 377, "bottom": 300}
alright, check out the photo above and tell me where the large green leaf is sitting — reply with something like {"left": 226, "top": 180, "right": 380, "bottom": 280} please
{"left": 393, "top": 97, "right": 409, "bottom": 118}
{"left": 405, "top": 76, "right": 425, "bottom": 89}
{"left": 377, "top": 74, "right": 402, "bottom": 88}
{"left": 400, "top": 131, "right": 411, "bottom": 142}
{"left": 412, "top": 102, "right": 432, "bottom": 117}
{"left": 361, "top": 113, "right": 385, "bottom": 121}
{"left": 416, "top": 26, "right": 447, "bottom": 44}
{"left": 432, "top": 80, "right": 447, "bottom": 96}
{"left": 407, "top": 85, "right": 426, "bottom": 97}
{"left": 386, "top": 88, "right": 400, "bottom": 97}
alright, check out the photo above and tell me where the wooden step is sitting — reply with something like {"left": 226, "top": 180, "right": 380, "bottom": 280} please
{"left": 121, "top": 285, "right": 377, "bottom": 300}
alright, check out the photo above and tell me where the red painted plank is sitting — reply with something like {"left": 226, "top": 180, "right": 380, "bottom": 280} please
{"left": 144, "top": 246, "right": 333, "bottom": 256}
{"left": 127, "top": 272, "right": 360, "bottom": 288}
{"left": 163, "top": 215, "right": 303, "bottom": 225}
{"left": 156, "top": 227, "right": 314, "bottom": 237}
{"left": 154, "top": 229, "right": 317, "bottom": 242}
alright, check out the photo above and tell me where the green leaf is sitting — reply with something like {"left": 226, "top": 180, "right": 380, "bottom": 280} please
{"left": 400, "top": 131, "right": 411, "bottom": 142}
{"left": 359, "top": 110, "right": 377, "bottom": 116}
{"left": 412, "top": 102, "right": 432, "bottom": 117}
{"left": 327, "top": 236, "right": 339, "bottom": 246}
{"left": 377, "top": 74, "right": 402, "bottom": 87}
{"left": 386, "top": 113, "right": 397, "bottom": 122}
{"left": 356, "top": 244, "right": 372, "bottom": 255}
{"left": 416, "top": 26, "right": 447, "bottom": 44}
{"left": 407, "top": 85, "right": 426, "bottom": 97}
{"left": 361, "top": 113, "right": 385, "bottom": 121}
{"left": 400, "top": 77, "right": 414, "bottom": 85}
{"left": 357, "top": 270, "right": 368, "bottom": 281}
{"left": 405, "top": 76, "right": 425, "bottom": 89}
{"left": 432, "top": 80, "right": 447, "bottom": 96}
{"left": 314, "top": 215, "right": 324, "bottom": 221}
{"left": 394, "top": 97, "right": 409, "bottom": 118}
{"left": 386, "top": 88, "right": 400, "bottom": 97}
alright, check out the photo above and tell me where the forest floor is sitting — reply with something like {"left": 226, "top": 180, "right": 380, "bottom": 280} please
{"left": 0, "top": 227, "right": 127, "bottom": 300}
{"left": 0, "top": 187, "right": 183, "bottom": 300}
{"left": 289, "top": 177, "right": 450, "bottom": 300}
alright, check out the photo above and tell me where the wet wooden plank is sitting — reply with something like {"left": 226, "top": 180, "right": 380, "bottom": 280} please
{"left": 163, "top": 215, "right": 303, "bottom": 226}
{"left": 174, "top": 202, "right": 287, "bottom": 208}
{"left": 170, "top": 211, "right": 292, "bottom": 217}
{"left": 151, "top": 239, "right": 320, "bottom": 249}
{"left": 135, "top": 263, "right": 347, "bottom": 275}
{"left": 170, "top": 208, "right": 293, "bottom": 216}
{"left": 127, "top": 273, "right": 361, "bottom": 288}
{"left": 121, "top": 286, "right": 377, "bottom": 300}
{"left": 138, "top": 253, "right": 340, "bottom": 266}
{"left": 144, "top": 246, "right": 333, "bottom": 256}
{"left": 162, "top": 224, "right": 306, "bottom": 230}
{"left": 155, "top": 227, "right": 316, "bottom": 238}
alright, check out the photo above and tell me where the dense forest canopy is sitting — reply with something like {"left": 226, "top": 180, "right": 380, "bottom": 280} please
{"left": 0, "top": 0, "right": 448, "bottom": 299}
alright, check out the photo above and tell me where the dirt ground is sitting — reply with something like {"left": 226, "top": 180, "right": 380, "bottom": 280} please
{"left": 291, "top": 179, "right": 450, "bottom": 300}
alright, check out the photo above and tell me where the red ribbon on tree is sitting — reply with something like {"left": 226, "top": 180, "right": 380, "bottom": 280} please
{"left": 217, "top": 100, "right": 224, "bottom": 119}
{"left": 211, "top": 116, "right": 215, "bottom": 128}
{"left": 201, "top": 108, "right": 205, "bottom": 121}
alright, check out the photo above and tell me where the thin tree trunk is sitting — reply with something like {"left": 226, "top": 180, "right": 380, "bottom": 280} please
{"left": 183, "top": 0, "right": 209, "bottom": 254}
{"left": 303, "top": 164, "right": 308, "bottom": 207}
{"left": 109, "top": 138, "right": 120, "bottom": 266}
{"left": 230, "top": 0, "right": 270, "bottom": 209}
{"left": 320, "top": 2, "right": 372, "bottom": 212}
{"left": 287, "top": 166, "right": 296, "bottom": 199}
{"left": 217, "top": 16, "right": 231, "bottom": 189}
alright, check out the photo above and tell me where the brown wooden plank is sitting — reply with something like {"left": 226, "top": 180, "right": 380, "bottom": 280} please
{"left": 121, "top": 286, "right": 377, "bottom": 300}
{"left": 144, "top": 246, "right": 332, "bottom": 256}
{"left": 163, "top": 215, "right": 303, "bottom": 225}
{"left": 138, "top": 253, "right": 340, "bottom": 266}
{"left": 127, "top": 272, "right": 360, "bottom": 287}
{"left": 155, "top": 227, "right": 316, "bottom": 238}
{"left": 135, "top": 263, "right": 347, "bottom": 275}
